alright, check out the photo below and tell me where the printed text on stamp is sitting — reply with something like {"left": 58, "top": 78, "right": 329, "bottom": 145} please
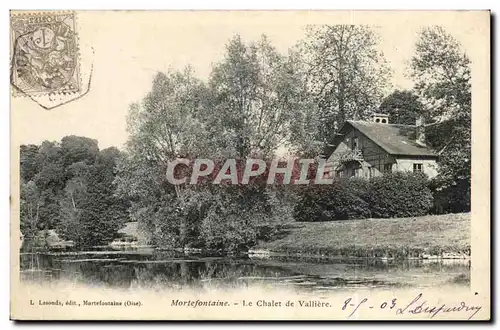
{"left": 10, "top": 12, "right": 80, "bottom": 96}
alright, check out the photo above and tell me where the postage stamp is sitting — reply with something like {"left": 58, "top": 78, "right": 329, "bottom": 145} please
{"left": 10, "top": 11, "right": 80, "bottom": 97}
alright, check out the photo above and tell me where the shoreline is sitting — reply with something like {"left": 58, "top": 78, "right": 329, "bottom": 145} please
{"left": 20, "top": 245, "right": 471, "bottom": 263}
{"left": 21, "top": 212, "right": 470, "bottom": 262}
{"left": 246, "top": 248, "right": 470, "bottom": 262}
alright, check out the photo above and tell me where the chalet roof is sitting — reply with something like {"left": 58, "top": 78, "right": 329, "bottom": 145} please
{"left": 334, "top": 120, "right": 438, "bottom": 157}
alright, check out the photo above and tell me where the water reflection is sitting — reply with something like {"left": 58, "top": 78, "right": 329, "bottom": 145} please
{"left": 20, "top": 250, "right": 470, "bottom": 292}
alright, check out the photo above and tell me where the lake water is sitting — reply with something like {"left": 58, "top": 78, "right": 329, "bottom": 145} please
{"left": 20, "top": 249, "right": 470, "bottom": 292}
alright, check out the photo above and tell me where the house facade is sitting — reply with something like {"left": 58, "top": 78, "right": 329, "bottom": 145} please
{"left": 324, "top": 113, "right": 439, "bottom": 179}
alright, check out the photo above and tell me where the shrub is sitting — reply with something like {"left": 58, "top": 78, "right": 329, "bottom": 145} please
{"left": 293, "top": 185, "right": 329, "bottom": 222}
{"left": 199, "top": 186, "right": 271, "bottom": 253}
{"left": 294, "top": 172, "right": 433, "bottom": 221}
{"left": 294, "top": 178, "right": 371, "bottom": 221}
{"left": 369, "top": 172, "right": 433, "bottom": 218}
{"left": 201, "top": 208, "right": 261, "bottom": 253}
{"left": 139, "top": 185, "right": 285, "bottom": 253}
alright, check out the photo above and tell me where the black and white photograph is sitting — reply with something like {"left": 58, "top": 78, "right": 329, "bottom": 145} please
{"left": 9, "top": 10, "right": 490, "bottom": 321}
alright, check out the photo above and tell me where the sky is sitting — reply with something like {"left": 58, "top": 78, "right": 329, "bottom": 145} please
{"left": 10, "top": 11, "right": 488, "bottom": 150}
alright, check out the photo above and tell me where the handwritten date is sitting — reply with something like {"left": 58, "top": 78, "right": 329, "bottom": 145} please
{"left": 341, "top": 293, "right": 482, "bottom": 320}
{"left": 342, "top": 297, "right": 397, "bottom": 317}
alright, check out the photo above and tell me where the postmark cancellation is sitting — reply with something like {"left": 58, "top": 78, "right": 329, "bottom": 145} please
{"left": 10, "top": 11, "right": 80, "bottom": 97}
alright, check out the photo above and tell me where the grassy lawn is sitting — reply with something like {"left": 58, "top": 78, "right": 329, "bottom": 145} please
{"left": 256, "top": 213, "right": 470, "bottom": 259}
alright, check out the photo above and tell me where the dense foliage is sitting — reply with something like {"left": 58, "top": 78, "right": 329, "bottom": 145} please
{"left": 294, "top": 172, "right": 433, "bottom": 222}
{"left": 115, "top": 36, "right": 309, "bottom": 253}
{"left": 369, "top": 172, "right": 433, "bottom": 218}
{"left": 410, "top": 26, "right": 471, "bottom": 212}
{"left": 20, "top": 136, "right": 128, "bottom": 249}
{"left": 379, "top": 90, "right": 425, "bottom": 125}
{"left": 299, "top": 25, "right": 392, "bottom": 144}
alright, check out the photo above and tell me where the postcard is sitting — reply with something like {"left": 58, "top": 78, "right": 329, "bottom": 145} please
{"left": 10, "top": 10, "right": 490, "bottom": 320}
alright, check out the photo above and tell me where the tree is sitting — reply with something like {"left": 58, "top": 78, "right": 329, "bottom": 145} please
{"left": 70, "top": 148, "right": 128, "bottom": 247}
{"left": 30, "top": 141, "right": 65, "bottom": 229}
{"left": 410, "top": 26, "right": 471, "bottom": 121}
{"left": 207, "top": 35, "right": 311, "bottom": 158}
{"left": 409, "top": 26, "right": 471, "bottom": 212}
{"left": 379, "top": 90, "right": 425, "bottom": 125}
{"left": 19, "top": 137, "right": 129, "bottom": 248}
{"left": 33, "top": 141, "right": 65, "bottom": 191}
{"left": 56, "top": 137, "right": 100, "bottom": 238}
{"left": 202, "top": 35, "right": 305, "bottom": 250}
{"left": 20, "top": 181, "right": 42, "bottom": 239}
{"left": 300, "top": 25, "right": 392, "bottom": 143}
{"left": 20, "top": 137, "right": 101, "bottom": 232}
{"left": 58, "top": 175, "right": 87, "bottom": 243}
{"left": 60, "top": 135, "right": 99, "bottom": 167}
{"left": 283, "top": 50, "right": 322, "bottom": 157}
{"left": 20, "top": 144, "right": 39, "bottom": 182}
{"left": 117, "top": 68, "right": 209, "bottom": 247}
{"left": 117, "top": 35, "right": 306, "bottom": 252}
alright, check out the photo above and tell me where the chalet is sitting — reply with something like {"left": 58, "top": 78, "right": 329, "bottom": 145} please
{"left": 324, "top": 113, "right": 439, "bottom": 179}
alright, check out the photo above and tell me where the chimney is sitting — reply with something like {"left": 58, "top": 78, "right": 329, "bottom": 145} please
{"left": 370, "top": 113, "right": 389, "bottom": 124}
{"left": 416, "top": 115, "right": 426, "bottom": 145}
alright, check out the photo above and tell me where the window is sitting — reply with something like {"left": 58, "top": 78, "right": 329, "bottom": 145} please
{"left": 384, "top": 163, "right": 392, "bottom": 173}
{"left": 413, "top": 163, "right": 423, "bottom": 173}
{"left": 352, "top": 137, "right": 359, "bottom": 150}
{"left": 367, "top": 166, "right": 372, "bottom": 178}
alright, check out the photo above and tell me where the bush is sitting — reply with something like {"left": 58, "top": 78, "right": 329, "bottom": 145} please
{"left": 294, "top": 178, "right": 371, "bottom": 221}
{"left": 294, "top": 172, "right": 433, "bottom": 221}
{"left": 199, "top": 186, "right": 272, "bottom": 253}
{"left": 140, "top": 185, "right": 285, "bottom": 254}
{"left": 369, "top": 172, "right": 433, "bottom": 218}
{"left": 201, "top": 209, "right": 261, "bottom": 253}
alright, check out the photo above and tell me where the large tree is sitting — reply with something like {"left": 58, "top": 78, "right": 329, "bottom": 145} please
{"left": 20, "top": 144, "right": 39, "bottom": 182}
{"left": 203, "top": 35, "right": 305, "bottom": 250}
{"left": 57, "top": 165, "right": 89, "bottom": 244}
{"left": 207, "top": 35, "right": 311, "bottom": 158}
{"left": 29, "top": 141, "right": 65, "bottom": 229}
{"left": 60, "top": 135, "right": 99, "bottom": 166}
{"left": 117, "top": 35, "right": 306, "bottom": 252}
{"left": 70, "top": 148, "right": 128, "bottom": 247}
{"left": 410, "top": 26, "right": 471, "bottom": 212}
{"left": 116, "top": 68, "right": 210, "bottom": 247}
{"left": 20, "top": 181, "right": 42, "bottom": 240}
{"left": 379, "top": 90, "right": 425, "bottom": 125}
{"left": 410, "top": 26, "right": 471, "bottom": 121}
{"left": 300, "top": 25, "right": 392, "bottom": 142}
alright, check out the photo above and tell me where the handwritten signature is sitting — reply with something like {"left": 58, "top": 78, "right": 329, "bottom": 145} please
{"left": 342, "top": 293, "right": 482, "bottom": 320}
